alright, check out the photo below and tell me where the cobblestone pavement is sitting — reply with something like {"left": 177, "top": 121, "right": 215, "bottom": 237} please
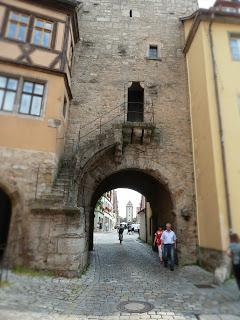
{"left": 0, "top": 232, "right": 240, "bottom": 320}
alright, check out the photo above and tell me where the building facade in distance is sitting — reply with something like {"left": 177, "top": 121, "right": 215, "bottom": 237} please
{"left": 182, "top": 0, "right": 240, "bottom": 277}
{"left": 126, "top": 201, "right": 133, "bottom": 223}
{"left": 94, "top": 191, "right": 117, "bottom": 231}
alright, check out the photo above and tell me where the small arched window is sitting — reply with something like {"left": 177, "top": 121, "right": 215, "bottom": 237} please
{"left": 127, "top": 82, "right": 144, "bottom": 122}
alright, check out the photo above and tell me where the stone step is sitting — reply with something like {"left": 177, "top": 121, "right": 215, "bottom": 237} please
{"left": 39, "top": 197, "right": 65, "bottom": 203}
{"left": 40, "top": 192, "right": 65, "bottom": 199}
{"left": 53, "top": 181, "right": 68, "bottom": 187}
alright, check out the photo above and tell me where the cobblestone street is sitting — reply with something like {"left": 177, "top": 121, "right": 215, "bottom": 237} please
{"left": 0, "top": 232, "right": 240, "bottom": 320}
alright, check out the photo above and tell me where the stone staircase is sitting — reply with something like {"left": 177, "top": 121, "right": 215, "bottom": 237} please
{"left": 32, "top": 105, "right": 157, "bottom": 209}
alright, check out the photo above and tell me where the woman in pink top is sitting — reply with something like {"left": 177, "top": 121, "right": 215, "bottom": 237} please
{"left": 153, "top": 226, "right": 163, "bottom": 263}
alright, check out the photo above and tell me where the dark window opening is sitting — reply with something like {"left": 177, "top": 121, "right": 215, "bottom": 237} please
{"left": 130, "top": 10, "right": 132, "bottom": 17}
{"left": 0, "top": 188, "right": 12, "bottom": 261}
{"left": 127, "top": 82, "right": 144, "bottom": 122}
{"left": 63, "top": 97, "right": 67, "bottom": 119}
{"left": 149, "top": 45, "right": 158, "bottom": 59}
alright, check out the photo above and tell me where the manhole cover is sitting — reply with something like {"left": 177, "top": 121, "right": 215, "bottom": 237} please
{"left": 117, "top": 301, "right": 154, "bottom": 313}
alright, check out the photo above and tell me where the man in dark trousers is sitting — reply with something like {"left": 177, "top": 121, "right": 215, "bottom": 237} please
{"left": 161, "top": 223, "right": 177, "bottom": 271}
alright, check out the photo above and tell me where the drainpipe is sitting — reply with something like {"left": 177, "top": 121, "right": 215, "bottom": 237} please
{"left": 208, "top": 14, "right": 232, "bottom": 231}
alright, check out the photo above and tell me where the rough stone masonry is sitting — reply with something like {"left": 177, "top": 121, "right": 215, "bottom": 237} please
{"left": 1, "top": 0, "right": 202, "bottom": 275}
{"left": 66, "top": 0, "right": 199, "bottom": 272}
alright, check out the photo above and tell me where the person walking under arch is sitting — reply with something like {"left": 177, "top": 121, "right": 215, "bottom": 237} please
{"left": 153, "top": 226, "right": 164, "bottom": 264}
{"left": 228, "top": 233, "right": 240, "bottom": 292}
{"left": 118, "top": 224, "right": 125, "bottom": 244}
{"left": 161, "top": 223, "right": 177, "bottom": 271}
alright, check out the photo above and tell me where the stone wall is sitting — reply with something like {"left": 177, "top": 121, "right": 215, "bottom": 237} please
{"left": 28, "top": 207, "right": 87, "bottom": 277}
{"left": 0, "top": 146, "right": 59, "bottom": 266}
{"left": 65, "top": 0, "right": 198, "bottom": 270}
{"left": 68, "top": 0, "right": 198, "bottom": 145}
{"left": 78, "top": 145, "right": 197, "bottom": 266}
{"left": 138, "top": 210, "right": 146, "bottom": 242}
{"left": 1, "top": 0, "right": 201, "bottom": 275}
{"left": 197, "top": 246, "right": 229, "bottom": 272}
{"left": 197, "top": 246, "right": 232, "bottom": 284}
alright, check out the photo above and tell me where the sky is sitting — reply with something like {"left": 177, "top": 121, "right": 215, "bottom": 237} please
{"left": 198, "top": 0, "right": 215, "bottom": 8}
{"left": 113, "top": 0, "right": 215, "bottom": 219}
{"left": 116, "top": 188, "right": 142, "bottom": 218}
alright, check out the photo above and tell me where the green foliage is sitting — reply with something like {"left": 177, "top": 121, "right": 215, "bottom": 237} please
{"left": 0, "top": 280, "right": 10, "bottom": 288}
{"left": 78, "top": 265, "right": 88, "bottom": 278}
{"left": 12, "top": 266, "right": 54, "bottom": 277}
{"left": 96, "top": 197, "right": 104, "bottom": 209}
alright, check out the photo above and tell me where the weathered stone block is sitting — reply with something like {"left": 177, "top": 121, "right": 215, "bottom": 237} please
{"left": 57, "top": 237, "right": 86, "bottom": 255}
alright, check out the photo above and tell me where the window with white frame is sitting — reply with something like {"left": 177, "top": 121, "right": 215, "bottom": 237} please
{"left": 0, "top": 76, "right": 18, "bottom": 112}
{"left": 19, "top": 81, "right": 45, "bottom": 116}
{"left": 0, "top": 74, "right": 45, "bottom": 117}
{"left": 5, "top": 10, "right": 54, "bottom": 49}
{"left": 32, "top": 18, "right": 53, "bottom": 48}
{"left": 6, "top": 11, "right": 29, "bottom": 42}
{"left": 230, "top": 34, "right": 240, "bottom": 60}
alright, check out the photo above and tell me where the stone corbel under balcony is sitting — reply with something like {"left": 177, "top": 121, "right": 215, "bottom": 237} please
{"left": 122, "top": 122, "right": 155, "bottom": 145}
{"left": 112, "top": 122, "right": 156, "bottom": 164}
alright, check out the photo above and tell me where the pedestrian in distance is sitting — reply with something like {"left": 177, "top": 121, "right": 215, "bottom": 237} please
{"left": 127, "top": 224, "right": 132, "bottom": 235}
{"left": 131, "top": 226, "right": 134, "bottom": 235}
{"left": 161, "top": 223, "right": 177, "bottom": 271}
{"left": 118, "top": 224, "right": 124, "bottom": 244}
{"left": 227, "top": 233, "right": 240, "bottom": 292}
{"left": 153, "top": 226, "right": 164, "bottom": 264}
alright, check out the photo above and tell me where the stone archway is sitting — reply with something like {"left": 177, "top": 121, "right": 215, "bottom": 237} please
{"left": 0, "top": 178, "right": 25, "bottom": 266}
{"left": 77, "top": 146, "right": 197, "bottom": 268}
{"left": 89, "top": 169, "right": 175, "bottom": 251}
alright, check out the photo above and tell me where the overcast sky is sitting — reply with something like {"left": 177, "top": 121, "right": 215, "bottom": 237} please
{"left": 198, "top": 0, "right": 215, "bottom": 8}
{"left": 116, "top": 188, "right": 142, "bottom": 218}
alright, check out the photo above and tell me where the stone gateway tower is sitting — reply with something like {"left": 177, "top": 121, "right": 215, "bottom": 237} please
{"left": 0, "top": 0, "right": 199, "bottom": 276}
{"left": 126, "top": 201, "right": 133, "bottom": 223}
{"left": 65, "top": 0, "right": 198, "bottom": 273}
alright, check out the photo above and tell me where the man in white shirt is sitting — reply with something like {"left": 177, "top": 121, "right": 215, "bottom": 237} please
{"left": 161, "top": 223, "right": 177, "bottom": 271}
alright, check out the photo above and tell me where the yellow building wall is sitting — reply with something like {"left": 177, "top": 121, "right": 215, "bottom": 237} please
{"left": 0, "top": 63, "right": 68, "bottom": 154}
{"left": 146, "top": 202, "right": 152, "bottom": 244}
{"left": 1, "top": 0, "right": 67, "bottom": 21}
{"left": 0, "top": 4, "right": 6, "bottom": 30}
{"left": 210, "top": 22, "right": 240, "bottom": 236}
{"left": 0, "top": 2, "right": 66, "bottom": 71}
{"left": 184, "top": 22, "right": 229, "bottom": 251}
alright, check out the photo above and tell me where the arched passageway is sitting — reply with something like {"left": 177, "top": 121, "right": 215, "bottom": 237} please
{"left": 89, "top": 169, "right": 174, "bottom": 251}
{"left": 0, "top": 188, "right": 12, "bottom": 261}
